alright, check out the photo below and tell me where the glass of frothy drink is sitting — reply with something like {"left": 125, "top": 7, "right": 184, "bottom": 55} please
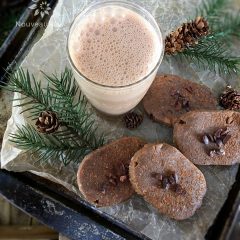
{"left": 67, "top": 0, "right": 164, "bottom": 115}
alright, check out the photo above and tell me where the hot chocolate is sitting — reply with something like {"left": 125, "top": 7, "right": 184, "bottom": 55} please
{"left": 69, "top": 6, "right": 161, "bottom": 86}
{"left": 68, "top": 1, "right": 163, "bottom": 115}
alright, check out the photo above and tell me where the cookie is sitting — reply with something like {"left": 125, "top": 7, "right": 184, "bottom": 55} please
{"left": 129, "top": 143, "right": 206, "bottom": 220}
{"left": 173, "top": 110, "right": 240, "bottom": 165}
{"left": 77, "top": 137, "right": 146, "bottom": 207}
{"left": 142, "top": 74, "right": 217, "bottom": 126}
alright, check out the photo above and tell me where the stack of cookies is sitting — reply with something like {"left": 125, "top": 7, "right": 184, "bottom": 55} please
{"left": 77, "top": 74, "right": 240, "bottom": 220}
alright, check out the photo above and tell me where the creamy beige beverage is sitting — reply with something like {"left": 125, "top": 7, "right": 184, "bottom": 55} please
{"left": 68, "top": 1, "right": 164, "bottom": 115}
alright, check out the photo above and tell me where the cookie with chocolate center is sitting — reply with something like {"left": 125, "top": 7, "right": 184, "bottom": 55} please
{"left": 129, "top": 143, "right": 206, "bottom": 220}
{"left": 77, "top": 137, "right": 146, "bottom": 207}
{"left": 173, "top": 110, "right": 240, "bottom": 165}
{"left": 142, "top": 74, "right": 217, "bottom": 126}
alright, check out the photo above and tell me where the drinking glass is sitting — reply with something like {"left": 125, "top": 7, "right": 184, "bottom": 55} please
{"left": 67, "top": 0, "right": 164, "bottom": 115}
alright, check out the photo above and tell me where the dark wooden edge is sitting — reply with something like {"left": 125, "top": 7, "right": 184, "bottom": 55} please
{"left": 0, "top": 1, "right": 240, "bottom": 240}
{"left": 0, "top": 0, "right": 57, "bottom": 83}
{"left": 204, "top": 166, "right": 240, "bottom": 240}
{"left": 220, "top": 191, "right": 240, "bottom": 240}
{"left": 0, "top": 170, "right": 150, "bottom": 240}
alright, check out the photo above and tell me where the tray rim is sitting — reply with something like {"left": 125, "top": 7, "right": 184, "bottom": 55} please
{"left": 0, "top": 1, "right": 240, "bottom": 240}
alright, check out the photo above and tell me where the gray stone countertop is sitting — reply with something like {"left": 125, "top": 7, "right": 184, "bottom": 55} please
{"left": 0, "top": 90, "right": 12, "bottom": 148}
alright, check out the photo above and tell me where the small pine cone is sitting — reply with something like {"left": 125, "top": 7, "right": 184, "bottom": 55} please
{"left": 123, "top": 112, "right": 143, "bottom": 129}
{"left": 36, "top": 111, "right": 59, "bottom": 134}
{"left": 194, "top": 16, "right": 209, "bottom": 36}
{"left": 165, "top": 16, "right": 209, "bottom": 55}
{"left": 219, "top": 86, "right": 240, "bottom": 110}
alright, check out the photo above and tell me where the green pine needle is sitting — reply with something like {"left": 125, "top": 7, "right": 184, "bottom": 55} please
{"left": 9, "top": 124, "right": 90, "bottom": 166}
{"left": 197, "top": 0, "right": 228, "bottom": 19}
{"left": 42, "top": 69, "right": 105, "bottom": 149}
{"left": 5, "top": 68, "right": 56, "bottom": 117}
{"left": 168, "top": 0, "right": 240, "bottom": 75}
{"left": 180, "top": 50, "right": 240, "bottom": 75}
{"left": 178, "top": 37, "right": 240, "bottom": 75}
{"left": 196, "top": 0, "right": 240, "bottom": 43}
{"left": 211, "top": 12, "right": 240, "bottom": 41}
{"left": 5, "top": 68, "right": 106, "bottom": 165}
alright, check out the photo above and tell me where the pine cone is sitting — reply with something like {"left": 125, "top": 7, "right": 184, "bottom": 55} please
{"left": 219, "top": 86, "right": 240, "bottom": 110}
{"left": 165, "top": 16, "right": 209, "bottom": 55}
{"left": 36, "top": 111, "right": 59, "bottom": 134}
{"left": 123, "top": 112, "right": 143, "bottom": 129}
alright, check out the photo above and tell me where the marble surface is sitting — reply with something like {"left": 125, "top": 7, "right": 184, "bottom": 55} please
{"left": 0, "top": 90, "right": 12, "bottom": 154}
{"left": 1, "top": 0, "right": 240, "bottom": 239}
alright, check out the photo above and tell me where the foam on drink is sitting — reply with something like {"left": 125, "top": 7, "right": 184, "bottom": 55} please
{"left": 69, "top": 6, "right": 162, "bottom": 86}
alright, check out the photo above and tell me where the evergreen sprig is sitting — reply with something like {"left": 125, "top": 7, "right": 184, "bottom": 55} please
{"left": 10, "top": 124, "right": 89, "bottom": 166}
{"left": 197, "top": 0, "right": 228, "bottom": 19}
{"left": 211, "top": 12, "right": 240, "bottom": 41}
{"left": 196, "top": 0, "right": 240, "bottom": 43}
{"left": 179, "top": 37, "right": 240, "bottom": 75}
{"left": 5, "top": 68, "right": 106, "bottom": 165}
{"left": 6, "top": 68, "right": 57, "bottom": 118}
{"left": 42, "top": 69, "right": 105, "bottom": 149}
{"left": 168, "top": 0, "right": 240, "bottom": 75}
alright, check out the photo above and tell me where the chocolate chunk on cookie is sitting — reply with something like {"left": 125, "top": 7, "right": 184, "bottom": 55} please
{"left": 142, "top": 74, "right": 217, "bottom": 126}
{"left": 173, "top": 110, "right": 240, "bottom": 165}
{"left": 77, "top": 137, "right": 146, "bottom": 207}
{"left": 129, "top": 143, "right": 206, "bottom": 220}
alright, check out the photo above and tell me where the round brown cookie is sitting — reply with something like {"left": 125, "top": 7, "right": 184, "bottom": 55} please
{"left": 173, "top": 110, "right": 240, "bottom": 165}
{"left": 77, "top": 137, "right": 146, "bottom": 207}
{"left": 142, "top": 74, "right": 217, "bottom": 126}
{"left": 129, "top": 143, "right": 206, "bottom": 220}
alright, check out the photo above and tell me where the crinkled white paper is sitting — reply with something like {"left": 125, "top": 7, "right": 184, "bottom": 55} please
{"left": 1, "top": 0, "right": 240, "bottom": 239}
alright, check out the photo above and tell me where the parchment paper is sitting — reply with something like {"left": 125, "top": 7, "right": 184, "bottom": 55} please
{"left": 1, "top": 0, "right": 240, "bottom": 239}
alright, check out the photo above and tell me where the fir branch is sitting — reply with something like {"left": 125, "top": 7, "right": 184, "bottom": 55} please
{"left": 172, "top": 0, "right": 240, "bottom": 75}
{"left": 5, "top": 68, "right": 106, "bottom": 165}
{"left": 178, "top": 38, "right": 240, "bottom": 75}
{"left": 211, "top": 12, "right": 240, "bottom": 41}
{"left": 5, "top": 68, "right": 57, "bottom": 117}
{"left": 42, "top": 68, "right": 105, "bottom": 149}
{"left": 197, "top": 0, "right": 228, "bottom": 19}
{"left": 10, "top": 124, "right": 90, "bottom": 165}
